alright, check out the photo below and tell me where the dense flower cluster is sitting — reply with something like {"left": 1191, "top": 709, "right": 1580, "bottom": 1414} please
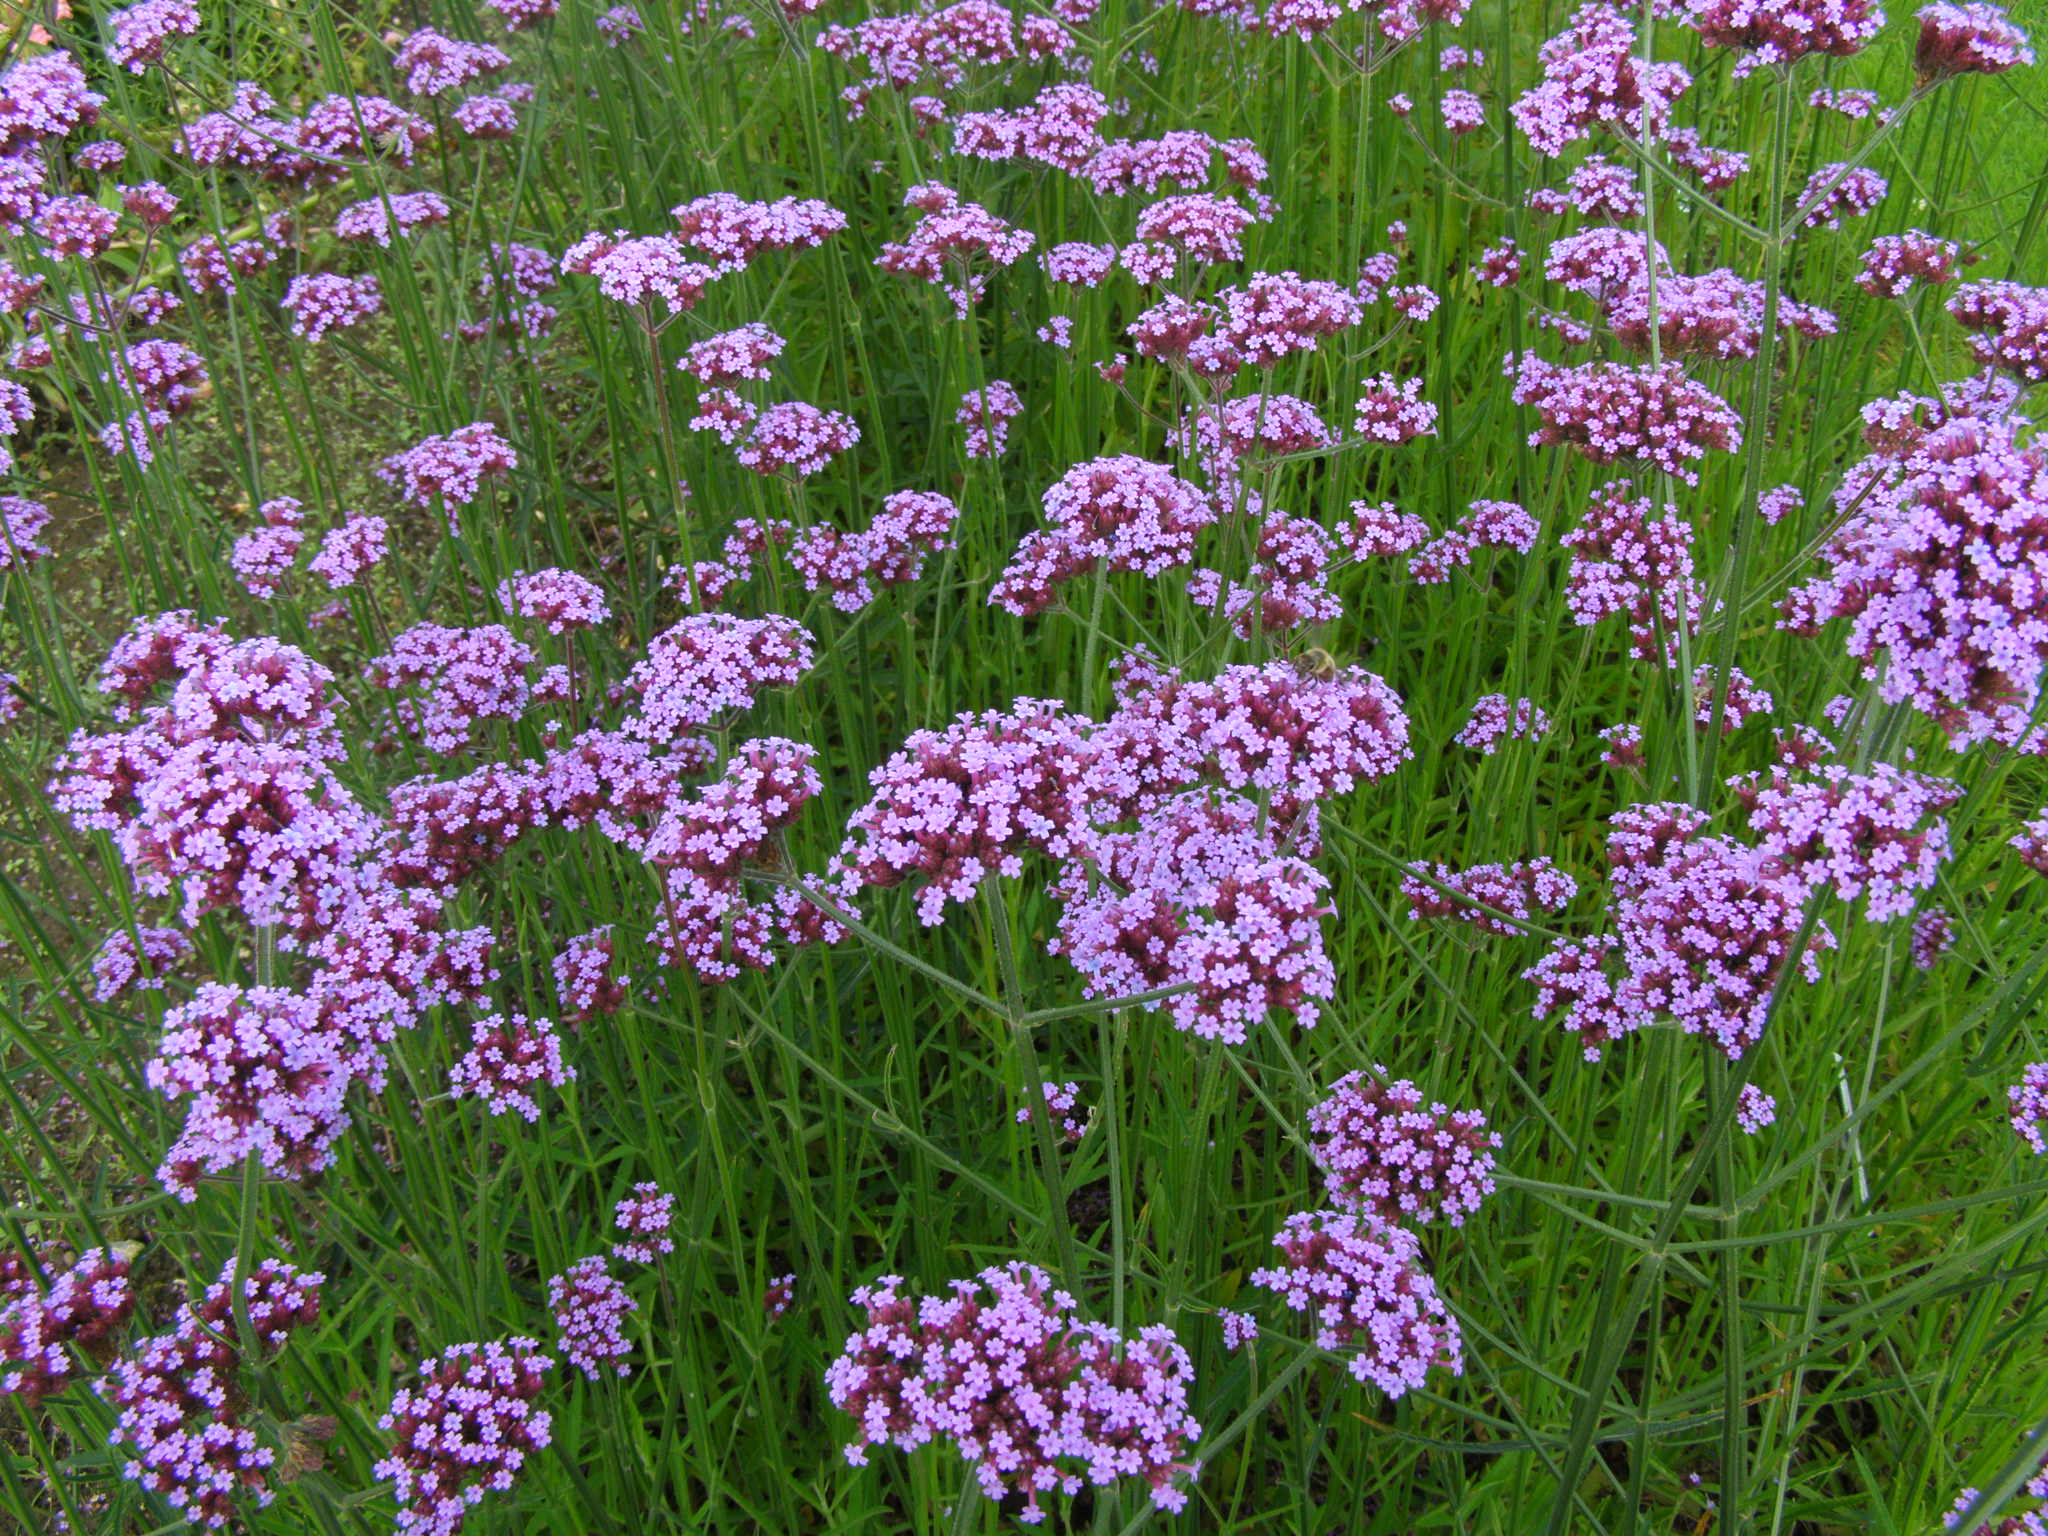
{"left": 1456, "top": 694, "right": 1552, "bottom": 754}
{"left": 1733, "top": 762, "right": 1960, "bottom": 922}
{"left": 957, "top": 379, "right": 1023, "bottom": 458}
{"left": 1561, "top": 480, "right": 1710, "bottom": 664}
{"left": 613, "top": 1182, "right": 676, "bottom": 1263}
{"left": 991, "top": 456, "right": 1214, "bottom": 616}
{"left": 379, "top": 422, "right": 518, "bottom": 521}
{"left": 0, "top": 1246, "right": 132, "bottom": 1405}
{"left": 281, "top": 272, "right": 381, "bottom": 342}
{"left": 1507, "top": 354, "right": 1743, "bottom": 484}
{"left": 449, "top": 1013, "right": 574, "bottom": 1120}
{"left": 788, "top": 490, "right": 960, "bottom": 611}
{"left": 1526, "top": 804, "right": 1833, "bottom": 1060}
{"left": 1248, "top": 1211, "right": 1463, "bottom": 1395}
{"left": 99, "top": 1259, "right": 323, "bottom": 1529}
{"left": 1511, "top": 4, "right": 1691, "bottom": 157}
{"left": 1781, "top": 416, "right": 2048, "bottom": 750}
{"left": 1402, "top": 857, "right": 1577, "bottom": 935}
{"left": 1307, "top": 1072, "right": 1499, "bottom": 1227}
{"left": 548, "top": 1256, "right": 637, "bottom": 1379}
{"left": 824, "top": 1263, "right": 1202, "bottom": 1521}
{"left": 375, "top": 1338, "right": 553, "bottom": 1536}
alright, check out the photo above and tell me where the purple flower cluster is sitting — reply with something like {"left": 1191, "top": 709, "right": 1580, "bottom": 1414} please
{"left": 1018, "top": 1081, "right": 1089, "bottom": 1142}
{"left": 1307, "top": 1072, "right": 1500, "bottom": 1227}
{"left": 498, "top": 567, "right": 609, "bottom": 635}
{"left": 335, "top": 190, "right": 452, "bottom": 246}
{"left": 1526, "top": 803, "right": 1834, "bottom": 1061}
{"left": 1561, "top": 480, "right": 1710, "bottom": 664}
{"left": 282, "top": 272, "right": 381, "bottom": 342}
{"left": 1916, "top": 2, "right": 2035, "bottom": 78}
{"left": 623, "top": 613, "right": 813, "bottom": 741}
{"left": 0, "top": 1247, "right": 133, "bottom": 1405}
{"left": 375, "top": 1338, "right": 553, "bottom": 1536}
{"left": 1248, "top": 1211, "right": 1463, "bottom": 1395}
{"left": 613, "top": 1182, "right": 676, "bottom": 1263}
{"left": 824, "top": 1263, "right": 1202, "bottom": 1522}
{"left": 958, "top": 379, "right": 1023, "bottom": 458}
{"left": 392, "top": 29, "right": 512, "bottom": 97}
{"left": 1947, "top": 281, "right": 2048, "bottom": 383}
{"left": 365, "top": 623, "right": 536, "bottom": 753}
{"left": 1456, "top": 694, "right": 1551, "bottom": 755}
{"left": 670, "top": 192, "right": 848, "bottom": 273}
{"left": 992, "top": 456, "right": 1214, "bottom": 616}
{"left": 548, "top": 1256, "right": 637, "bottom": 1379}
{"left": 99, "top": 1259, "right": 323, "bottom": 1530}
{"left": 1507, "top": 354, "right": 1743, "bottom": 485}
{"left": 1690, "top": 0, "right": 1885, "bottom": 72}
{"left": 379, "top": 422, "right": 518, "bottom": 522}
{"left": 1781, "top": 416, "right": 2047, "bottom": 750}
{"left": 876, "top": 185, "right": 1035, "bottom": 315}
{"left": 1511, "top": 4, "right": 1691, "bottom": 157}
{"left": 146, "top": 983, "right": 351, "bottom": 1199}
{"left": 1402, "top": 857, "right": 1577, "bottom": 935}
{"left": 448, "top": 1012, "right": 574, "bottom": 1120}
{"left": 644, "top": 738, "right": 825, "bottom": 981}
{"left": 1733, "top": 762, "right": 1960, "bottom": 922}
{"left": 788, "top": 490, "right": 960, "bottom": 612}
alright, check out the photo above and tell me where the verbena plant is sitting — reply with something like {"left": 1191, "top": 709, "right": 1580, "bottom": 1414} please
{"left": 1, "top": 0, "right": 2046, "bottom": 1530}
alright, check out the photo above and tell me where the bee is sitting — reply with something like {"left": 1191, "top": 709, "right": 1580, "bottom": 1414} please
{"left": 1291, "top": 641, "right": 1379, "bottom": 680}
{"left": 1294, "top": 647, "right": 1342, "bottom": 682}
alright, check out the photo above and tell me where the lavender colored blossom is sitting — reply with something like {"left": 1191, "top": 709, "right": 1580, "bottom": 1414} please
{"left": 99, "top": 1258, "right": 322, "bottom": 1529}
{"left": 309, "top": 514, "right": 388, "bottom": 588}
{"left": 449, "top": 1012, "right": 573, "bottom": 1120}
{"left": 1947, "top": 282, "right": 2048, "bottom": 383}
{"left": 375, "top": 1339, "right": 553, "bottom": 1536}
{"left": 1508, "top": 354, "right": 1743, "bottom": 484}
{"left": 623, "top": 613, "right": 813, "bottom": 741}
{"left": 282, "top": 272, "right": 381, "bottom": 342}
{"left": 958, "top": 380, "right": 1022, "bottom": 458}
{"left": 106, "top": 0, "right": 201, "bottom": 73}
{"left": 1403, "top": 857, "right": 1577, "bottom": 935}
{"left": 1912, "top": 906, "right": 1955, "bottom": 969}
{"left": 147, "top": 983, "right": 351, "bottom": 1199}
{"left": 991, "top": 456, "right": 1214, "bottom": 616}
{"left": 1796, "top": 165, "right": 1888, "bottom": 231}
{"left": 613, "top": 1182, "right": 676, "bottom": 1263}
{"left": 335, "top": 191, "right": 452, "bottom": 247}
{"left": 498, "top": 568, "right": 609, "bottom": 635}
{"left": 1352, "top": 372, "right": 1439, "bottom": 444}
{"left": 1733, "top": 762, "right": 1960, "bottom": 922}
{"left": 1249, "top": 1211, "right": 1463, "bottom": 1395}
{"left": 1511, "top": 4, "right": 1691, "bottom": 157}
{"left": 1915, "top": 2, "right": 2035, "bottom": 77}
{"left": 549, "top": 1256, "right": 637, "bottom": 1378}
{"left": 1017, "top": 1081, "right": 1089, "bottom": 1142}
{"left": 1456, "top": 694, "right": 1551, "bottom": 754}
{"left": 825, "top": 1263, "right": 1202, "bottom": 1520}
{"left": 1308, "top": 1072, "right": 1500, "bottom": 1227}
{"left": 561, "top": 231, "right": 717, "bottom": 314}
{"left": 1219, "top": 1310, "right": 1259, "bottom": 1350}
{"left": 380, "top": 423, "right": 517, "bottom": 522}
{"left": 1690, "top": 0, "right": 1885, "bottom": 72}
{"left": 392, "top": 29, "right": 511, "bottom": 97}
{"left": 1781, "top": 416, "right": 2047, "bottom": 750}
{"left": 366, "top": 624, "right": 534, "bottom": 753}
{"left": 1525, "top": 804, "right": 1834, "bottom": 1061}
{"left": 1736, "top": 1083, "right": 1777, "bottom": 1135}
{"left": 681, "top": 323, "right": 786, "bottom": 384}
{"left": 0, "top": 1247, "right": 133, "bottom": 1404}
